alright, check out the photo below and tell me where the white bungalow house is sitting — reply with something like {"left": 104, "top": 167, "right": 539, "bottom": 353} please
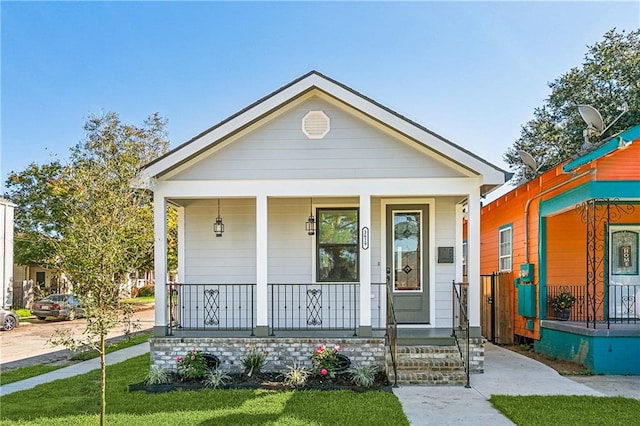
{"left": 135, "top": 71, "right": 509, "bottom": 385}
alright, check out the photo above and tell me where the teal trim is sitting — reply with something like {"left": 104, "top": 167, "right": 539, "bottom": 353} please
{"left": 539, "top": 217, "right": 548, "bottom": 319}
{"left": 536, "top": 324, "right": 640, "bottom": 374}
{"left": 539, "top": 181, "right": 640, "bottom": 217}
{"left": 563, "top": 124, "right": 640, "bottom": 172}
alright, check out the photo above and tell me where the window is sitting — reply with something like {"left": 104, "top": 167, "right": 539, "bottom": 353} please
{"left": 499, "top": 226, "right": 512, "bottom": 272}
{"left": 317, "top": 208, "right": 359, "bottom": 282}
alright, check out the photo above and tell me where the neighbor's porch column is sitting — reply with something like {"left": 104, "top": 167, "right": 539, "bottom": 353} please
{"left": 153, "top": 193, "right": 168, "bottom": 336}
{"left": 359, "top": 194, "right": 372, "bottom": 336}
{"left": 255, "top": 194, "right": 269, "bottom": 336}
{"left": 466, "top": 189, "right": 481, "bottom": 334}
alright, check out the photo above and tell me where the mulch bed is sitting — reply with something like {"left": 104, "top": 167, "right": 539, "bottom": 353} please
{"left": 129, "top": 371, "right": 393, "bottom": 393}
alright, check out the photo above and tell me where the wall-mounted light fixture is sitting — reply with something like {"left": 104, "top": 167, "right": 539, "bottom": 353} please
{"left": 214, "top": 199, "right": 224, "bottom": 237}
{"left": 305, "top": 198, "right": 316, "bottom": 236}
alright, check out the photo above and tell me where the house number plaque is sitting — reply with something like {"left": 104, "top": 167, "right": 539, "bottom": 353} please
{"left": 362, "top": 227, "right": 369, "bottom": 250}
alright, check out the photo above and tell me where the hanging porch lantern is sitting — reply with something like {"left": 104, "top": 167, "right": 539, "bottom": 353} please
{"left": 214, "top": 199, "right": 224, "bottom": 237}
{"left": 305, "top": 198, "right": 316, "bottom": 236}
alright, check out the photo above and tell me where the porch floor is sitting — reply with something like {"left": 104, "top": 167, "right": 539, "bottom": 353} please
{"left": 166, "top": 327, "right": 457, "bottom": 345}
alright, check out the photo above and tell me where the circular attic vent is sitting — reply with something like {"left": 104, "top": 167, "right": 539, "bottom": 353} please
{"left": 302, "top": 110, "right": 330, "bottom": 139}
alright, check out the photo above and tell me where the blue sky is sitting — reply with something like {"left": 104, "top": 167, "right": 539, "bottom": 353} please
{"left": 2, "top": 1, "right": 639, "bottom": 192}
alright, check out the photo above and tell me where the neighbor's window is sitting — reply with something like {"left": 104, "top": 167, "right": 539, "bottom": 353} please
{"left": 499, "top": 226, "right": 512, "bottom": 272}
{"left": 317, "top": 208, "right": 359, "bottom": 282}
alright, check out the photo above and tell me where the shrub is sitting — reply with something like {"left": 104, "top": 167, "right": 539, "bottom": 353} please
{"left": 176, "top": 349, "right": 208, "bottom": 380}
{"left": 311, "top": 343, "right": 341, "bottom": 378}
{"left": 241, "top": 347, "right": 268, "bottom": 377}
{"left": 144, "top": 366, "right": 171, "bottom": 385}
{"left": 350, "top": 364, "right": 377, "bottom": 388}
{"left": 137, "top": 285, "right": 155, "bottom": 297}
{"left": 282, "top": 362, "right": 311, "bottom": 388}
{"left": 203, "top": 369, "right": 231, "bottom": 389}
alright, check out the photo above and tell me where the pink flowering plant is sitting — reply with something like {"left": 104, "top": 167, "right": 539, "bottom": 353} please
{"left": 176, "top": 348, "right": 208, "bottom": 380}
{"left": 311, "top": 343, "right": 341, "bottom": 378}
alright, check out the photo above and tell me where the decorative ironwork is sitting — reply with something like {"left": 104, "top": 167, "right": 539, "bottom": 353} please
{"left": 204, "top": 289, "right": 220, "bottom": 326}
{"left": 576, "top": 198, "right": 637, "bottom": 328}
{"left": 306, "top": 288, "right": 322, "bottom": 325}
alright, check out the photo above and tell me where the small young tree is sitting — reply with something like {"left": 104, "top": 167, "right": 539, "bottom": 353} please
{"left": 52, "top": 112, "right": 168, "bottom": 425}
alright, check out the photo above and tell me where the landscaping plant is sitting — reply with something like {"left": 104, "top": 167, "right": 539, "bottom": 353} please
{"left": 176, "top": 349, "right": 209, "bottom": 380}
{"left": 282, "top": 362, "right": 311, "bottom": 388}
{"left": 311, "top": 343, "right": 341, "bottom": 378}
{"left": 203, "top": 369, "right": 231, "bottom": 389}
{"left": 350, "top": 364, "right": 378, "bottom": 388}
{"left": 241, "top": 347, "right": 268, "bottom": 377}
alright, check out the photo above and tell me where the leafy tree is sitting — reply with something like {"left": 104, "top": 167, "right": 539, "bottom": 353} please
{"left": 50, "top": 112, "right": 169, "bottom": 426}
{"left": 505, "top": 28, "right": 640, "bottom": 181}
{"left": 5, "top": 161, "right": 68, "bottom": 274}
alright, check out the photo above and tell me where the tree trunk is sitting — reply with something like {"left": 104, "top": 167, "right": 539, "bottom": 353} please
{"left": 100, "top": 333, "right": 106, "bottom": 426}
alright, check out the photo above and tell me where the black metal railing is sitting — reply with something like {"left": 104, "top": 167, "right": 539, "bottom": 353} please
{"left": 385, "top": 283, "right": 398, "bottom": 388}
{"left": 452, "top": 281, "right": 470, "bottom": 388}
{"left": 547, "top": 283, "right": 639, "bottom": 326}
{"left": 608, "top": 283, "right": 640, "bottom": 324}
{"left": 268, "top": 283, "right": 359, "bottom": 335}
{"left": 167, "top": 283, "right": 256, "bottom": 335}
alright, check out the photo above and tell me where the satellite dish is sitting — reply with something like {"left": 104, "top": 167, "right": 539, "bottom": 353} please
{"left": 577, "top": 105, "right": 604, "bottom": 134}
{"left": 518, "top": 150, "right": 539, "bottom": 172}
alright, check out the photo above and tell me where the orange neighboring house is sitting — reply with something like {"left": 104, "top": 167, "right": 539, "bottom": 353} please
{"left": 480, "top": 124, "right": 640, "bottom": 374}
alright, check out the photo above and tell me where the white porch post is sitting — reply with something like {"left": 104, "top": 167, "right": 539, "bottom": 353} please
{"left": 176, "top": 206, "right": 185, "bottom": 284}
{"left": 359, "top": 194, "right": 372, "bottom": 336}
{"left": 455, "top": 203, "right": 464, "bottom": 283}
{"left": 153, "top": 193, "right": 168, "bottom": 336}
{"left": 255, "top": 195, "right": 269, "bottom": 336}
{"left": 467, "top": 189, "right": 481, "bottom": 331}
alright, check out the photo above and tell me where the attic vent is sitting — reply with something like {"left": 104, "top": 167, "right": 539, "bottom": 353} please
{"left": 302, "top": 110, "right": 330, "bottom": 139}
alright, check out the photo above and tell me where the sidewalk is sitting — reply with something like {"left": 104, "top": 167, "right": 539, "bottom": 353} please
{"left": 393, "top": 343, "right": 639, "bottom": 425}
{"left": 0, "top": 342, "right": 150, "bottom": 396}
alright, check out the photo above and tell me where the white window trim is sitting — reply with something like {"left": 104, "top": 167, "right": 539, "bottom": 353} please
{"left": 498, "top": 226, "right": 512, "bottom": 272}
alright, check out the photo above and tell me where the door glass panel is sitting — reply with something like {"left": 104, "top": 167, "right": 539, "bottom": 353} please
{"left": 393, "top": 211, "right": 421, "bottom": 291}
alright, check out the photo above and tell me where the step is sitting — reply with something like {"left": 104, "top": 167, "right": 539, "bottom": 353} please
{"left": 395, "top": 357, "right": 465, "bottom": 372}
{"left": 388, "top": 370, "right": 469, "bottom": 386}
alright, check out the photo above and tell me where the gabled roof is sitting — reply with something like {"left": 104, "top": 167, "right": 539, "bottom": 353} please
{"left": 137, "top": 71, "right": 508, "bottom": 186}
{"left": 563, "top": 124, "right": 640, "bottom": 172}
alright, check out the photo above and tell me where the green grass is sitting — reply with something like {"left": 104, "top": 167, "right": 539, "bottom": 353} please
{"left": 121, "top": 296, "right": 155, "bottom": 305}
{"left": 14, "top": 309, "right": 31, "bottom": 319}
{"left": 0, "top": 355, "right": 409, "bottom": 426}
{"left": 0, "top": 364, "right": 61, "bottom": 386}
{"left": 70, "top": 332, "right": 152, "bottom": 361}
{"left": 490, "top": 395, "right": 640, "bottom": 425}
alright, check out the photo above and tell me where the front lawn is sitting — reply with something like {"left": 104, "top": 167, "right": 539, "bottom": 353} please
{"left": 490, "top": 395, "right": 640, "bottom": 426}
{"left": 0, "top": 354, "right": 409, "bottom": 426}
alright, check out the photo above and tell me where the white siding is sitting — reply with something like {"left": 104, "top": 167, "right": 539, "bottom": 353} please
{"left": 170, "top": 97, "right": 464, "bottom": 181}
{"left": 433, "top": 197, "right": 458, "bottom": 327}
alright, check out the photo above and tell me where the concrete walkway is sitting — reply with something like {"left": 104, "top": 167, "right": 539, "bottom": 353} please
{"left": 393, "top": 343, "right": 639, "bottom": 425}
{"left": 0, "top": 342, "right": 150, "bottom": 396}
{"left": 1, "top": 341, "right": 639, "bottom": 426}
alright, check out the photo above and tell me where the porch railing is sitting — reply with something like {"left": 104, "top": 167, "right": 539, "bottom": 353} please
{"left": 386, "top": 283, "right": 398, "bottom": 388}
{"left": 452, "top": 281, "right": 470, "bottom": 388}
{"left": 547, "top": 283, "right": 639, "bottom": 326}
{"left": 268, "top": 283, "right": 359, "bottom": 335}
{"left": 167, "top": 283, "right": 256, "bottom": 335}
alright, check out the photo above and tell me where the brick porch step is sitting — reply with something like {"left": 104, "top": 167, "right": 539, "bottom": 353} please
{"left": 386, "top": 345, "right": 468, "bottom": 386}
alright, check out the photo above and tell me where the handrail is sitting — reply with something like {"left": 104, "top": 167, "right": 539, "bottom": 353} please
{"left": 386, "top": 283, "right": 398, "bottom": 388}
{"left": 452, "top": 281, "right": 470, "bottom": 388}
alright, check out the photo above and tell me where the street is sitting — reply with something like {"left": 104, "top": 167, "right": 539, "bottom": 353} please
{"left": 0, "top": 307, "right": 155, "bottom": 368}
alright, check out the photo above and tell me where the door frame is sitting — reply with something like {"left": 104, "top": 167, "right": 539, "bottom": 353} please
{"left": 380, "top": 198, "right": 436, "bottom": 326}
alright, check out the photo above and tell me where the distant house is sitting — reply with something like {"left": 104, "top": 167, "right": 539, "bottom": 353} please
{"left": 479, "top": 124, "right": 640, "bottom": 374}
{"left": 135, "top": 71, "right": 508, "bottom": 383}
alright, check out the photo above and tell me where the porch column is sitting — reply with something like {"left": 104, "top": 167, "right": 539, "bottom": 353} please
{"left": 176, "top": 205, "right": 185, "bottom": 284}
{"left": 153, "top": 193, "right": 168, "bottom": 337}
{"left": 255, "top": 195, "right": 269, "bottom": 336}
{"left": 359, "top": 194, "right": 372, "bottom": 336}
{"left": 467, "top": 190, "right": 481, "bottom": 334}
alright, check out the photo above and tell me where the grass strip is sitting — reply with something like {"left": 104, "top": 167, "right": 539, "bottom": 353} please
{"left": 70, "top": 332, "right": 152, "bottom": 361}
{"left": 1, "top": 333, "right": 151, "bottom": 385}
{"left": 0, "top": 354, "right": 409, "bottom": 426}
{"left": 490, "top": 395, "right": 640, "bottom": 426}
